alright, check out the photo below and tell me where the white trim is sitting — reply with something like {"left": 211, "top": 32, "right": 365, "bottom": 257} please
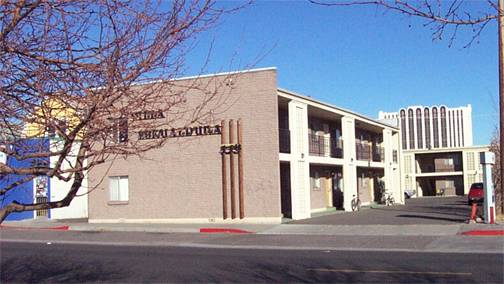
{"left": 278, "top": 89, "right": 399, "bottom": 132}
{"left": 131, "top": 67, "right": 279, "bottom": 87}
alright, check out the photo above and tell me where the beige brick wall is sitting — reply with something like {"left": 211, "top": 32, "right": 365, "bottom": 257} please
{"left": 88, "top": 69, "right": 281, "bottom": 221}
{"left": 309, "top": 166, "right": 327, "bottom": 211}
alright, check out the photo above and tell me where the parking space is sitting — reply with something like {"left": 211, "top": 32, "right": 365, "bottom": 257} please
{"left": 288, "top": 196, "right": 473, "bottom": 225}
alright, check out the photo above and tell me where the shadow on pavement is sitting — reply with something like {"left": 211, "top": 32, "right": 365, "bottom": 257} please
{"left": 288, "top": 196, "right": 474, "bottom": 225}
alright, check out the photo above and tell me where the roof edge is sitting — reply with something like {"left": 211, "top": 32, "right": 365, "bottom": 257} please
{"left": 277, "top": 88, "right": 400, "bottom": 131}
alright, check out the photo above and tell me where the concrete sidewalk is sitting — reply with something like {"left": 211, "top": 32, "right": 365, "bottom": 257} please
{"left": 1, "top": 217, "right": 503, "bottom": 254}
{"left": 1, "top": 197, "right": 503, "bottom": 236}
{"left": 1, "top": 217, "right": 503, "bottom": 236}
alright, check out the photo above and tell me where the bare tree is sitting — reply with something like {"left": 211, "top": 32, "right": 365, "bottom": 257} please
{"left": 0, "top": 0, "right": 252, "bottom": 223}
{"left": 310, "top": 0, "right": 504, "bottom": 215}
{"left": 490, "top": 127, "right": 502, "bottom": 214}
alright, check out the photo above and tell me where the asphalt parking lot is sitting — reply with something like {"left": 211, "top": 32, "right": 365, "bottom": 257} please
{"left": 288, "top": 196, "right": 477, "bottom": 226}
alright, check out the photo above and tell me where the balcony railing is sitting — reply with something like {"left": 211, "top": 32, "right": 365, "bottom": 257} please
{"left": 356, "top": 143, "right": 370, "bottom": 161}
{"left": 279, "top": 128, "right": 291, "bottom": 153}
{"left": 309, "top": 134, "right": 343, "bottom": 158}
{"left": 356, "top": 143, "right": 384, "bottom": 162}
{"left": 434, "top": 164, "right": 462, "bottom": 172}
{"left": 419, "top": 164, "right": 463, "bottom": 173}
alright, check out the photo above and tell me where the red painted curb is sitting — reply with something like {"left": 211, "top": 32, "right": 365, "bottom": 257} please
{"left": 199, "top": 228, "right": 253, "bottom": 234}
{"left": 459, "top": 230, "right": 504, "bottom": 236}
{"left": 0, "top": 225, "right": 69, "bottom": 230}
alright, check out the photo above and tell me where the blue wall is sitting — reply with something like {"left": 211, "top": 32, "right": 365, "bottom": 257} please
{"left": 0, "top": 139, "right": 50, "bottom": 221}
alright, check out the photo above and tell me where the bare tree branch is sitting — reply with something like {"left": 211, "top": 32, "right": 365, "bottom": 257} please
{"left": 309, "top": 0, "right": 499, "bottom": 47}
{"left": 0, "top": 0, "right": 255, "bottom": 222}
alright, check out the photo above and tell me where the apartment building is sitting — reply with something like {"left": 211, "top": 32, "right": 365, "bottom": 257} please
{"left": 87, "top": 68, "right": 402, "bottom": 223}
{"left": 379, "top": 105, "right": 488, "bottom": 196}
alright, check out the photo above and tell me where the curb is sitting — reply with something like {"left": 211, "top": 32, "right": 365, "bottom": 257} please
{"left": 458, "top": 230, "right": 504, "bottom": 236}
{"left": 199, "top": 228, "right": 254, "bottom": 234}
{"left": 0, "top": 225, "right": 70, "bottom": 230}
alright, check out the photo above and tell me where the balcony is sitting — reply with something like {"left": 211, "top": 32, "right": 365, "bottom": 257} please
{"left": 309, "top": 134, "right": 343, "bottom": 158}
{"left": 356, "top": 143, "right": 384, "bottom": 162}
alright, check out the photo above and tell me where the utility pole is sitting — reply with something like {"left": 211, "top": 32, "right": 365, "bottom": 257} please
{"left": 499, "top": 0, "right": 504, "bottom": 214}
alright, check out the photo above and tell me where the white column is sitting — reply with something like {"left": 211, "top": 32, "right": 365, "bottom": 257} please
{"left": 382, "top": 129, "right": 396, "bottom": 199}
{"left": 288, "top": 101, "right": 311, "bottom": 220}
{"left": 342, "top": 116, "right": 357, "bottom": 212}
{"left": 480, "top": 152, "right": 495, "bottom": 223}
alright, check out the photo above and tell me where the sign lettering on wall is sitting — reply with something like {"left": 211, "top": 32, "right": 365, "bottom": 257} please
{"left": 132, "top": 110, "right": 165, "bottom": 121}
{"left": 133, "top": 110, "right": 221, "bottom": 140}
{"left": 138, "top": 124, "right": 222, "bottom": 140}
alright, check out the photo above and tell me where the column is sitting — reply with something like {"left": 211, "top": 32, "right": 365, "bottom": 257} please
{"left": 341, "top": 116, "right": 357, "bottom": 212}
{"left": 288, "top": 101, "right": 311, "bottom": 220}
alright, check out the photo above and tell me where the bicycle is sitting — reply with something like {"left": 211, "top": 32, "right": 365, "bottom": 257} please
{"left": 351, "top": 194, "right": 361, "bottom": 211}
{"left": 383, "top": 190, "right": 395, "bottom": 206}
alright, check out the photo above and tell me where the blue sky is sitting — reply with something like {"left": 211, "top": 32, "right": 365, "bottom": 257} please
{"left": 186, "top": 0, "right": 498, "bottom": 146}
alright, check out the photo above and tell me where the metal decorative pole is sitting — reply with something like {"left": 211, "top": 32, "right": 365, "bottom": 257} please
{"left": 238, "top": 119, "right": 244, "bottom": 219}
{"left": 221, "top": 120, "right": 227, "bottom": 219}
{"left": 229, "top": 120, "right": 236, "bottom": 219}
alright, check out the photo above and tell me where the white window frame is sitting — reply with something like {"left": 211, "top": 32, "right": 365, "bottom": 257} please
{"left": 109, "top": 176, "right": 129, "bottom": 202}
{"left": 109, "top": 118, "right": 129, "bottom": 143}
{"left": 446, "top": 180, "right": 455, "bottom": 188}
{"left": 313, "top": 172, "right": 320, "bottom": 189}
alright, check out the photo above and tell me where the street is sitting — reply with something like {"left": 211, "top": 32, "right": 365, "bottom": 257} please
{"left": 1, "top": 196, "right": 503, "bottom": 283}
{"left": 1, "top": 240, "right": 502, "bottom": 283}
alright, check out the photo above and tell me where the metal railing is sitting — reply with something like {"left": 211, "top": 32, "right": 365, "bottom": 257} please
{"left": 416, "top": 164, "right": 463, "bottom": 173}
{"left": 433, "top": 164, "right": 463, "bottom": 173}
{"left": 356, "top": 143, "right": 384, "bottom": 162}
{"left": 308, "top": 134, "right": 343, "bottom": 158}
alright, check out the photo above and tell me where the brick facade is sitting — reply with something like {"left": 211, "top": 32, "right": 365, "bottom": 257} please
{"left": 88, "top": 68, "right": 282, "bottom": 223}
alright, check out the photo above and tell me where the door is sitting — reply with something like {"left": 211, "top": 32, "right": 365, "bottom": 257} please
{"left": 325, "top": 171, "right": 333, "bottom": 207}
{"left": 323, "top": 124, "right": 330, "bottom": 157}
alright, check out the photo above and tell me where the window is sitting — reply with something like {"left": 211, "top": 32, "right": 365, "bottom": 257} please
{"left": 445, "top": 158, "right": 454, "bottom": 166}
{"left": 46, "top": 118, "right": 68, "bottom": 138}
{"left": 445, "top": 180, "right": 455, "bottom": 188}
{"left": 109, "top": 176, "right": 129, "bottom": 202}
{"left": 400, "top": 109, "right": 407, "bottom": 149}
{"left": 424, "top": 108, "right": 431, "bottom": 149}
{"left": 416, "top": 108, "right": 423, "bottom": 149}
{"left": 440, "top": 107, "right": 447, "bottom": 147}
{"left": 408, "top": 109, "right": 415, "bottom": 149}
{"left": 432, "top": 107, "right": 439, "bottom": 148}
{"left": 313, "top": 172, "right": 320, "bottom": 188}
{"left": 110, "top": 118, "right": 128, "bottom": 143}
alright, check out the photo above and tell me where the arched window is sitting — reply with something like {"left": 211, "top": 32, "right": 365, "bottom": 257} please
{"left": 456, "top": 110, "right": 461, "bottom": 147}
{"left": 424, "top": 108, "right": 430, "bottom": 149}
{"left": 400, "top": 109, "right": 407, "bottom": 149}
{"left": 440, "top": 106, "right": 447, "bottom": 147}
{"left": 416, "top": 108, "right": 423, "bottom": 149}
{"left": 460, "top": 110, "right": 464, "bottom": 147}
{"left": 432, "top": 107, "right": 439, "bottom": 148}
{"left": 408, "top": 109, "right": 415, "bottom": 149}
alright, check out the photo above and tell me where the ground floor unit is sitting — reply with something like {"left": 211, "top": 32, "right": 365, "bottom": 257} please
{"left": 402, "top": 146, "right": 490, "bottom": 197}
